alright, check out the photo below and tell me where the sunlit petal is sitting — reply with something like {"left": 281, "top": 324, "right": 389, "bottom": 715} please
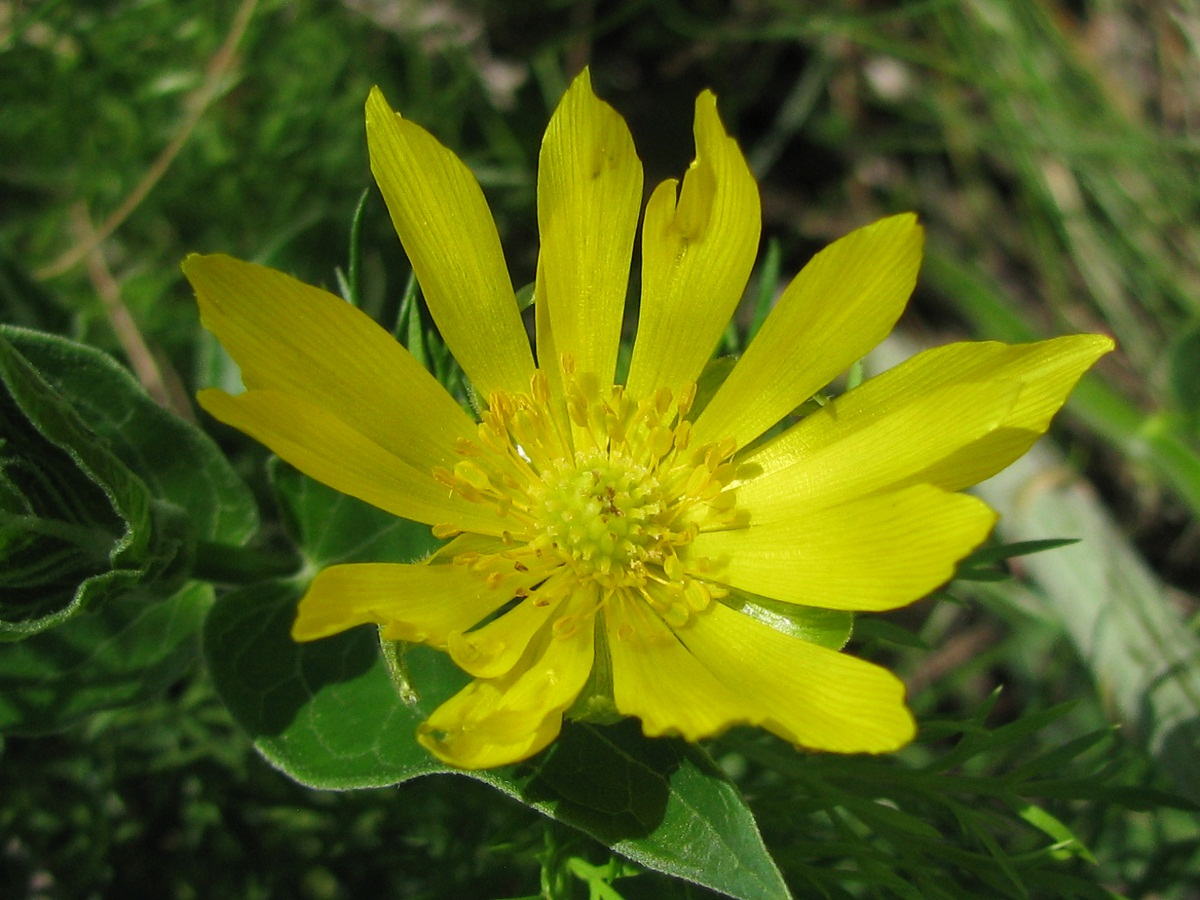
{"left": 626, "top": 91, "right": 760, "bottom": 400}
{"left": 198, "top": 388, "right": 505, "bottom": 535}
{"left": 366, "top": 87, "right": 535, "bottom": 397}
{"left": 690, "top": 484, "right": 996, "bottom": 611}
{"left": 674, "top": 601, "right": 916, "bottom": 752}
{"left": 741, "top": 334, "right": 1115, "bottom": 492}
{"left": 606, "top": 594, "right": 746, "bottom": 740}
{"left": 186, "top": 254, "right": 477, "bottom": 468}
{"left": 537, "top": 69, "right": 642, "bottom": 390}
{"left": 418, "top": 606, "right": 596, "bottom": 768}
{"left": 448, "top": 572, "right": 571, "bottom": 679}
{"left": 293, "top": 554, "right": 534, "bottom": 644}
{"left": 692, "top": 214, "right": 922, "bottom": 449}
{"left": 731, "top": 380, "right": 1022, "bottom": 513}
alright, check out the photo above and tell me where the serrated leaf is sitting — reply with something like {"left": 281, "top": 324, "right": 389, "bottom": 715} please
{"left": 0, "top": 325, "right": 258, "bottom": 728}
{"left": 4, "top": 326, "right": 257, "bottom": 546}
{"left": 205, "top": 581, "right": 790, "bottom": 900}
{"left": 0, "top": 580, "right": 212, "bottom": 734}
{"left": 0, "top": 332, "right": 177, "bottom": 637}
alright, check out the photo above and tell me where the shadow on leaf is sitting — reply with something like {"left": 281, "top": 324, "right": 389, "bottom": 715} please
{"left": 204, "top": 581, "right": 376, "bottom": 736}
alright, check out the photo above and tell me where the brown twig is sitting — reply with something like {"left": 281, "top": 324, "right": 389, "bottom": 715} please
{"left": 74, "top": 204, "right": 195, "bottom": 421}
{"left": 33, "top": 0, "right": 258, "bottom": 281}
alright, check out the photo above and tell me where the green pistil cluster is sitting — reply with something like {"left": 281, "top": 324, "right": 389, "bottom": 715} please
{"left": 534, "top": 453, "right": 663, "bottom": 578}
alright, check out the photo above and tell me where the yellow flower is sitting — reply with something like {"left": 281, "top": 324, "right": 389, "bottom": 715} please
{"left": 185, "top": 70, "right": 1112, "bottom": 770}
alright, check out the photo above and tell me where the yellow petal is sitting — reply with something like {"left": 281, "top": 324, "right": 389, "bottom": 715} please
{"left": 672, "top": 600, "right": 916, "bottom": 752}
{"left": 198, "top": 388, "right": 506, "bottom": 536}
{"left": 626, "top": 91, "right": 760, "bottom": 400}
{"left": 692, "top": 214, "right": 923, "bottom": 449}
{"left": 537, "top": 69, "right": 642, "bottom": 390}
{"left": 689, "top": 483, "right": 996, "bottom": 611}
{"left": 746, "top": 335, "right": 1114, "bottom": 493}
{"left": 292, "top": 556, "right": 529, "bottom": 644}
{"left": 185, "top": 254, "right": 477, "bottom": 468}
{"left": 418, "top": 608, "right": 596, "bottom": 768}
{"left": 732, "top": 380, "right": 1022, "bottom": 515}
{"left": 606, "top": 594, "right": 748, "bottom": 740}
{"left": 366, "top": 87, "right": 535, "bottom": 398}
{"left": 447, "top": 572, "right": 571, "bottom": 678}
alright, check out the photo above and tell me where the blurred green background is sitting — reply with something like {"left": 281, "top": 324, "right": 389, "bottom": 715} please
{"left": 2, "top": 0, "right": 1199, "bottom": 896}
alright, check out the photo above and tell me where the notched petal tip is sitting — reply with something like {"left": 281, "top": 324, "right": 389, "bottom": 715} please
{"left": 626, "top": 84, "right": 760, "bottom": 399}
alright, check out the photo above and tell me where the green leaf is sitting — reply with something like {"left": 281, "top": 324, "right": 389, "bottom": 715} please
{"left": 0, "top": 325, "right": 259, "bottom": 638}
{"left": 0, "top": 331, "right": 184, "bottom": 637}
{"left": 1015, "top": 803, "right": 1096, "bottom": 863}
{"left": 490, "top": 722, "right": 791, "bottom": 900}
{"left": 726, "top": 589, "right": 853, "bottom": 650}
{"left": 4, "top": 326, "right": 258, "bottom": 546}
{"left": 206, "top": 582, "right": 790, "bottom": 900}
{"left": 0, "top": 581, "right": 212, "bottom": 734}
{"left": 0, "top": 326, "right": 258, "bottom": 729}
{"left": 955, "top": 538, "right": 1079, "bottom": 582}
{"left": 205, "top": 580, "right": 451, "bottom": 784}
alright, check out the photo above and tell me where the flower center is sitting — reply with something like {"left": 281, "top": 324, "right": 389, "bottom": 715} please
{"left": 431, "top": 364, "right": 739, "bottom": 622}
{"left": 534, "top": 452, "right": 663, "bottom": 581}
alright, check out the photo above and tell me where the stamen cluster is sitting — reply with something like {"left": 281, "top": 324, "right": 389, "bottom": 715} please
{"left": 431, "top": 364, "right": 739, "bottom": 628}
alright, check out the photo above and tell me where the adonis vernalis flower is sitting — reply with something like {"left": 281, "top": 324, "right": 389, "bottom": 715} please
{"left": 185, "top": 70, "right": 1112, "bottom": 769}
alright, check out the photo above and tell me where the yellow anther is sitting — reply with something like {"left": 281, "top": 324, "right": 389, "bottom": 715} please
{"left": 708, "top": 489, "right": 736, "bottom": 510}
{"left": 454, "top": 460, "right": 492, "bottom": 491}
{"left": 654, "top": 386, "right": 673, "bottom": 416}
{"left": 428, "top": 368, "right": 744, "bottom": 626}
{"left": 455, "top": 437, "right": 481, "bottom": 457}
{"left": 685, "top": 465, "right": 711, "bottom": 498}
{"left": 478, "top": 422, "right": 508, "bottom": 454}
{"left": 649, "top": 426, "right": 674, "bottom": 459}
{"left": 673, "top": 420, "right": 692, "bottom": 451}
{"left": 531, "top": 369, "right": 550, "bottom": 404}
{"left": 683, "top": 579, "right": 712, "bottom": 612}
{"left": 661, "top": 602, "right": 689, "bottom": 628}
